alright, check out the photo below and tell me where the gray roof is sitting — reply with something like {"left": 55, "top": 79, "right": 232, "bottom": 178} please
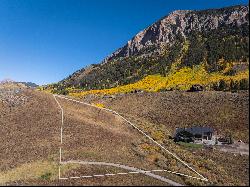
{"left": 175, "top": 126, "right": 213, "bottom": 135}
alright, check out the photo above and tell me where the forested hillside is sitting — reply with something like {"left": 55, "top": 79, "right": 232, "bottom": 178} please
{"left": 45, "top": 5, "right": 249, "bottom": 95}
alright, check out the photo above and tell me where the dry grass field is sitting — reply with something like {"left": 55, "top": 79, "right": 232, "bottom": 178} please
{"left": 0, "top": 87, "right": 249, "bottom": 186}
{"left": 0, "top": 89, "right": 61, "bottom": 184}
{"left": 87, "top": 91, "right": 249, "bottom": 143}
{"left": 82, "top": 90, "right": 249, "bottom": 185}
{"left": 0, "top": 89, "right": 195, "bottom": 185}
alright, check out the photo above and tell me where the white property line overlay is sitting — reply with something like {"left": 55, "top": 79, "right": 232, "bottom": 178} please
{"left": 59, "top": 168, "right": 206, "bottom": 181}
{"left": 59, "top": 160, "right": 207, "bottom": 182}
{"left": 53, "top": 94, "right": 208, "bottom": 182}
{"left": 60, "top": 161, "right": 183, "bottom": 186}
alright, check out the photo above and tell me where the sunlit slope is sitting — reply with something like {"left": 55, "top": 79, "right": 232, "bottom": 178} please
{"left": 67, "top": 64, "right": 249, "bottom": 98}
{"left": 0, "top": 89, "right": 203, "bottom": 185}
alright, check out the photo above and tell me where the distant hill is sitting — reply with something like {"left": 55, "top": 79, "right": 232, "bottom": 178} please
{"left": 17, "top": 82, "right": 39, "bottom": 88}
{"left": 50, "top": 5, "right": 249, "bottom": 94}
{"left": 0, "top": 79, "right": 38, "bottom": 88}
{"left": 0, "top": 79, "right": 15, "bottom": 84}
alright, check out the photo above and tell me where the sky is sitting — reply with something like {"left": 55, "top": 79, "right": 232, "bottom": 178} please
{"left": 0, "top": 0, "right": 248, "bottom": 85}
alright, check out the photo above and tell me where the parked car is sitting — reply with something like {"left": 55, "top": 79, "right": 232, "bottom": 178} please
{"left": 174, "top": 130, "right": 194, "bottom": 143}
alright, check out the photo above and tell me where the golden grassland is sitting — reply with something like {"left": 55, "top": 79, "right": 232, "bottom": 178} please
{"left": 66, "top": 63, "right": 249, "bottom": 98}
{"left": 0, "top": 160, "right": 79, "bottom": 185}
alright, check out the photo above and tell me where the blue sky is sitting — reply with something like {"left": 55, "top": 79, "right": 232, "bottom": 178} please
{"left": 0, "top": 0, "right": 248, "bottom": 85}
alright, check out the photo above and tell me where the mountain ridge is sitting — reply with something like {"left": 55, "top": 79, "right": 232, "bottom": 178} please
{"left": 52, "top": 4, "right": 249, "bottom": 93}
{"left": 0, "top": 79, "right": 39, "bottom": 88}
{"left": 101, "top": 5, "right": 248, "bottom": 62}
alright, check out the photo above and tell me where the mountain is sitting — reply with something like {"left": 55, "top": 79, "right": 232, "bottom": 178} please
{"left": 0, "top": 79, "right": 15, "bottom": 84}
{"left": 17, "top": 82, "right": 39, "bottom": 88}
{"left": 56, "top": 5, "right": 249, "bottom": 92}
{"left": 0, "top": 79, "right": 38, "bottom": 88}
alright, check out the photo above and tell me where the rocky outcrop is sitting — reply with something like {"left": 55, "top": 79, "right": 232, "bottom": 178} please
{"left": 102, "top": 5, "right": 248, "bottom": 63}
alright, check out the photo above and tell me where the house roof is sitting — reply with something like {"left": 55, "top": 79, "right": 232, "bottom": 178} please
{"left": 175, "top": 126, "right": 214, "bottom": 135}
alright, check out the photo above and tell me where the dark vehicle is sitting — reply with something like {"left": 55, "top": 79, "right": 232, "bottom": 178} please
{"left": 174, "top": 130, "right": 194, "bottom": 143}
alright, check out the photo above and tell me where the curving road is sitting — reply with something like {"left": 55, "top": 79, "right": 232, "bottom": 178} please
{"left": 61, "top": 160, "right": 183, "bottom": 186}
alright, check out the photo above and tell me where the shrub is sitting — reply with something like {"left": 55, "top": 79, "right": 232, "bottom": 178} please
{"left": 40, "top": 172, "right": 52, "bottom": 180}
{"left": 239, "top": 79, "right": 249, "bottom": 90}
{"left": 92, "top": 103, "right": 105, "bottom": 108}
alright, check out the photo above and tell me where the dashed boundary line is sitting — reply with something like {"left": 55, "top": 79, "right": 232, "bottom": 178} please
{"left": 53, "top": 94, "right": 208, "bottom": 182}
{"left": 60, "top": 167, "right": 208, "bottom": 181}
{"left": 59, "top": 161, "right": 183, "bottom": 185}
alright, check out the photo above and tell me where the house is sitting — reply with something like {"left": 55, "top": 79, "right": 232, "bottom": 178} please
{"left": 174, "top": 126, "right": 215, "bottom": 145}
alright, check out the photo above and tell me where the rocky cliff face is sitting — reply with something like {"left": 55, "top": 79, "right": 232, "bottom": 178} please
{"left": 59, "top": 5, "right": 249, "bottom": 90}
{"left": 103, "top": 5, "right": 248, "bottom": 62}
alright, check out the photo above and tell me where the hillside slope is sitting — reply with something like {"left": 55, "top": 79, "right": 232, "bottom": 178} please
{"left": 55, "top": 5, "right": 249, "bottom": 92}
{"left": 85, "top": 91, "right": 249, "bottom": 143}
{"left": 0, "top": 88, "right": 193, "bottom": 185}
{"left": 79, "top": 90, "right": 249, "bottom": 185}
{"left": 1, "top": 88, "right": 248, "bottom": 185}
{"left": 0, "top": 86, "right": 249, "bottom": 185}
